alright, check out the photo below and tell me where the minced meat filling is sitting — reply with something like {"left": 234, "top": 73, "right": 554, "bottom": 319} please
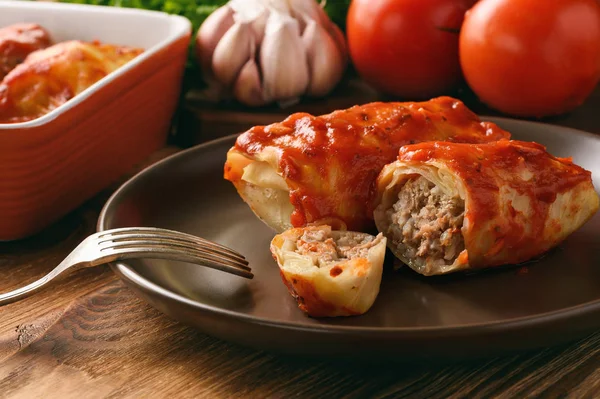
{"left": 295, "top": 228, "right": 379, "bottom": 267}
{"left": 386, "top": 176, "right": 465, "bottom": 265}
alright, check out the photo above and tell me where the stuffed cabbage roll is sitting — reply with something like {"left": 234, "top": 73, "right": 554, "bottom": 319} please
{"left": 270, "top": 225, "right": 386, "bottom": 317}
{"left": 0, "top": 40, "right": 143, "bottom": 124}
{"left": 0, "top": 23, "right": 51, "bottom": 81}
{"left": 373, "top": 140, "right": 599, "bottom": 276}
{"left": 224, "top": 96, "right": 511, "bottom": 233}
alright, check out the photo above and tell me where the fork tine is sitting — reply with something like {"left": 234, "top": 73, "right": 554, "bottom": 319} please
{"left": 105, "top": 246, "right": 254, "bottom": 279}
{"left": 98, "top": 227, "right": 244, "bottom": 255}
{"left": 99, "top": 236, "right": 249, "bottom": 267}
{"left": 97, "top": 231, "right": 247, "bottom": 263}
{"left": 105, "top": 241, "right": 252, "bottom": 271}
{"left": 98, "top": 227, "right": 242, "bottom": 259}
{"left": 104, "top": 238, "right": 250, "bottom": 270}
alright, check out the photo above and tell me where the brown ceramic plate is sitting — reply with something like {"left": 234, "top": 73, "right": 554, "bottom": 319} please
{"left": 98, "top": 118, "right": 600, "bottom": 360}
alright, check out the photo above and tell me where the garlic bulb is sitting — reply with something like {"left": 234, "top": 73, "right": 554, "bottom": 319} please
{"left": 195, "top": 0, "right": 347, "bottom": 107}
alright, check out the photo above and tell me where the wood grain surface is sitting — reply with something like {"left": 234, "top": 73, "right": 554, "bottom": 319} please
{"left": 1, "top": 87, "right": 599, "bottom": 398}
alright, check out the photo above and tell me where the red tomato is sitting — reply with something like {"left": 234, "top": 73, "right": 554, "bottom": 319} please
{"left": 346, "top": 0, "right": 475, "bottom": 99}
{"left": 460, "top": 0, "right": 600, "bottom": 117}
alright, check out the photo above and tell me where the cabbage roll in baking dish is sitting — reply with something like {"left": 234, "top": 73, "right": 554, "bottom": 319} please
{"left": 224, "top": 96, "right": 511, "bottom": 233}
{"left": 373, "top": 140, "right": 599, "bottom": 276}
{"left": 270, "top": 225, "right": 386, "bottom": 317}
{"left": 0, "top": 40, "right": 143, "bottom": 124}
{"left": 0, "top": 23, "right": 51, "bottom": 81}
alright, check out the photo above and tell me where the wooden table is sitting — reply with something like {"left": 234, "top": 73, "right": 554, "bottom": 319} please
{"left": 1, "top": 88, "right": 599, "bottom": 398}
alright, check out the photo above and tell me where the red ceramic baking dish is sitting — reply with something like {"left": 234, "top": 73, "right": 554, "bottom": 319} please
{"left": 0, "top": 2, "right": 191, "bottom": 240}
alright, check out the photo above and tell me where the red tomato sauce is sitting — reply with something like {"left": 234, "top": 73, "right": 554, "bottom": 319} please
{"left": 232, "top": 96, "right": 511, "bottom": 231}
{"left": 397, "top": 140, "right": 593, "bottom": 264}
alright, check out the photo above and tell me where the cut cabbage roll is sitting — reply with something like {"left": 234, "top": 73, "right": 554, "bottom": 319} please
{"left": 0, "top": 40, "right": 143, "bottom": 124}
{"left": 0, "top": 23, "right": 51, "bottom": 81}
{"left": 270, "top": 225, "right": 387, "bottom": 317}
{"left": 225, "top": 96, "right": 511, "bottom": 233}
{"left": 373, "top": 140, "right": 600, "bottom": 276}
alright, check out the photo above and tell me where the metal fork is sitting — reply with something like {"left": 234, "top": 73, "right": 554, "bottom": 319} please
{"left": 0, "top": 227, "right": 252, "bottom": 306}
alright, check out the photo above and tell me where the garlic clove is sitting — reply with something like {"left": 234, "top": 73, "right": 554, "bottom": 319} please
{"left": 227, "top": 0, "right": 268, "bottom": 52}
{"left": 212, "top": 22, "right": 254, "bottom": 87}
{"left": 287, "top": 0, "right": 347, "bottom": 59}
{"left": 302, "top": 18, "right": 346, "bottom": 97}
{"left": 327, "top": 21, "right": 348, "bottom": 62}
{"left": 234, "top": 58, "right": 266, "bottom": 106}
{"left": 229, "top": 0, "right": 268, "bottom": 22}
{"left": 288, "top": 0, "right": 330, "bottom": 28}
{"left": 265, "top": 0, "right": 292, "bottom": 15}
{"left": 195, "top": 5, "right": 235, "bottom": 77}
{"left": 250, "top": 8, "right": 269, "bottom": 44}
{"left": 260, "top": 12, "right": 309, "bottom": 102}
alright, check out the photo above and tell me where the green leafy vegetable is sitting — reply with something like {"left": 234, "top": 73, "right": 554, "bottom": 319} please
{"left": 322, "top": 0, "right": 352, "bottom": 30}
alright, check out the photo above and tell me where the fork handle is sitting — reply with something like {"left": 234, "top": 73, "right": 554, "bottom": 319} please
{"left": 0, "top": 262, "right": 75, "bottom": 305}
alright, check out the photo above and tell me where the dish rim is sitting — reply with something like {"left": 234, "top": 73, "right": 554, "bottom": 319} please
{"left": 98, "top": 117, "right": 600, "bottom": 336}
{"left": 0, "top": 2, "right": 191, "bottom": 130}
